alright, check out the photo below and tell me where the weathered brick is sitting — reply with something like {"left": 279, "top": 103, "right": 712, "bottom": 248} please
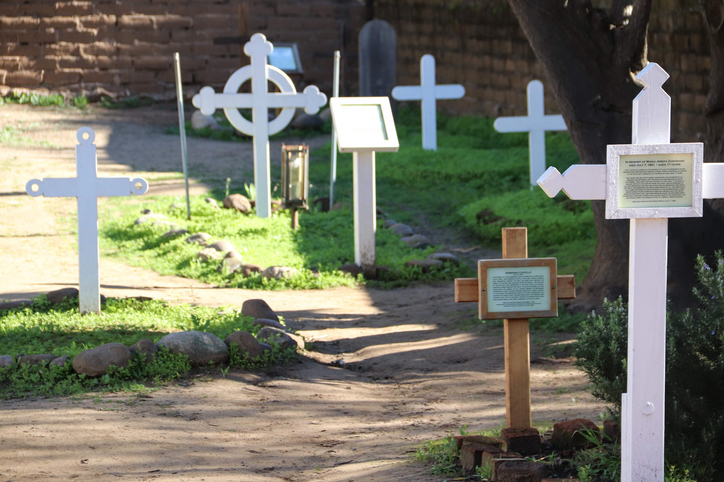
{"left": 154, "top": 15, "right": 193, "bottom": 29}
{"left": 58, "top": 29, "right": 97, "bottom": 44}
{"left": 134, "top": 56, "right": 172, "bottom": 70}
{"left": 58, "top": 56, "right": 96, "bottom": 70}
{"left": 95, "top": 56, "right": 132, "bottom": 70}
{"left": 44, "top": 43, "right": 80, "bottom": 57}
{"left": 494, "top": 460, "right": 548, "bottom": 482}
{"left": 277, "top": 4, "right": 311, "bottom": 16}
{"left": 17, "top": 3, "right": 55, "bottom": 16}
{"left": 127, "top": 70, "right": 156, "bottom": 83}
{"left": 194, "top": 69, "right": 236, "bottom": 85}
{"left": 0, "top": 17, "right": 40, "bottom": 28}
{"left": 40, "top": 17, "right": 79, "bottom": 29}
{"left": 2, "top": 44, "right": 42, "bottom": 57}
{"left": 501, "top": 427, "right": 541, "bottom": 456}
{"left": 157, "top": 69, "right": 192, "bottom": 84}
{"left": 117, "top": 29, "right": 170, "bottom": 44}
{"left": 118, "top": 15, "right": 154, "bottom": 29}
{"left": 96, "top": 3, "right": 133, "bottom": 16}
{"left": 80, "top": 15, "right": 117, "bottom": 29}
{"left": 6, "top": 70, "right": 43, "bottom": 86}
{"left": 43, "top": 69, "right": 81, "bottom": 85}
{"left": 81, "top": 70, "right": 118, "bottom": 84}
{"left": 126, "top": 81, "right": 165, "bottom": 95}
{"left": 55, "top": 1, "right": 94, "bottom": 16}
{"left": 80, "top": 42, "right": 117, "bottom": 57}
{"left": 0, "top": 69, "right": 6, "bottom": 84}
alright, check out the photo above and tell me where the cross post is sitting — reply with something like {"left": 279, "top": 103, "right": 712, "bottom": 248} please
{"left": 192, "top": 33, "right": 327, "bottom": 218}
{"left": 494, "top": 80, "right": 567, "bottom": 188}
{"left": 26, "top": 127, "right": 148, "bottom": 314}
{"left": 454, "top": 227, "right": 576, "bottom": 427}
{"left": 537, "top": 63, "right": 723, "bottom": 480}
{"left": 391, "top": 54, "right": 465, "bottom": 151}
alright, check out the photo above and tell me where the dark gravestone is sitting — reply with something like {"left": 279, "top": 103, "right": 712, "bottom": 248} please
{"left": 358, "top": 19, "right": 397, "bottom": 109}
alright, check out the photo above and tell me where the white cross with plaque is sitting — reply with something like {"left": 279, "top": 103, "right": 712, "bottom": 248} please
{"left": 494, "top": 80, "right": 567, "bottom": 188}
{"left": 192, "top": 33, "right": 327, "bottom": 218}
{"left": 391, "top": 54, "right": 465, "bottom": 151}
{"left": 537, "top": 63, "right": 724, "bottom": 480}
{"left": 26, "top": 127, "right": 149, "bottom": 315}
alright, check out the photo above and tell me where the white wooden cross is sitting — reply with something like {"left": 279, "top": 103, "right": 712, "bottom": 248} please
{"left": 494, "top": 80, "right": 567, "bottom": 188}
{"left": 192, "top": 33, "right": 327, "bottom": 218}
{"left": 26, "top": 127, "right": 148, "bottom": 315}
{"left": 391, "top": 54, "right": 465, "bottom": 151}
{"left": 538, "top": 63, "right": 724, "bottom": 481}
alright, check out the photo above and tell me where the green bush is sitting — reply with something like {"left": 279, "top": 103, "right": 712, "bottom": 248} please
{"left": 575, "top": 253, "right": 724, "bottom": 479}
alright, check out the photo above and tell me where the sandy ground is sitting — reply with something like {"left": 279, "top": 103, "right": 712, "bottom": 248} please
{"left": 0, "top": 104, "right": 603, "bottom": 481}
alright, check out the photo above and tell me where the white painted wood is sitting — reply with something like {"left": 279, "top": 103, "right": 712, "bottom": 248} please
{"left": 25, "top": 127, "right": 148, "bottom": 314}
{"left": 633, "top": 64, "right": 671, "bottom": 145}
{"left": 330, "top": 50, "right": 341, "bottom": 207}
{"left": 174, "top": 52, "right": 191, "bottom": 220}
{"left": 354, "top": 151, "right": 376, "bottom": 277}
{"left": 537, "top": 165, "right": 606, "bottom": 200}
{"left": 702, "top": 163, "right": 724, "bottom": 198}
{"left": 391, "top": 54, "right": 465, "bottom": 151}
{"left": 329, "top": 97, "right": 399, "bottom": 153}
{"left": 494, "top": 80, "right": 567, "bottom": 187}
{"left": 191, "top": 33, "right": 327, "bottom": 218}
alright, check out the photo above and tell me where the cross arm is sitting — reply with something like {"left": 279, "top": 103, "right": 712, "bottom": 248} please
{"left": 268, "top": 86, "right": 327, "bottom": 114}
{"left": 454, "top": 275, "right": 576, "bottom": 302}
{"left": 537, "top": 165, "right": 606, "bottom": 200}
{"left": 391, "top": 85, "right": 422, "bottom": 101}
{"left": 435, "top": 84, "right": 465, "bottom": 100}
{"left": 26, "top": 178, "right": 77, "bottom": 198}
{"left": 97, "top": 177, "right": 149, "bottom": 197}
{"left": 192, "top": 87, "right": 254, "bottom": 115}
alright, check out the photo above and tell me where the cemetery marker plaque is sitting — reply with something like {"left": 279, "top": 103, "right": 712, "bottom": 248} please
{"left": 391, "top": 54, "right": 465, "bottom": 151}
{"left": 26, "top": 127, "right": 149, "bottom": 314}
{"left": 192, "top": 33, "right": 327, "bottom": 218}
{"left": 537, "top": 62, "right": 723, "bottom": 480}
{"left": 494, "top": 80, "right": 567, "bottom": 188}
{"left": 330, "top": 97, "right": 399, "bottom": 277}
{"left": 454, "top": 227, "right": 576, "bottom": 428}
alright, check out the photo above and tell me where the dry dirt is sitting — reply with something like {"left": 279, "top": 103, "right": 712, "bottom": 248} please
{"left": 0, "top": 104, "right": 603, "bottom": 481}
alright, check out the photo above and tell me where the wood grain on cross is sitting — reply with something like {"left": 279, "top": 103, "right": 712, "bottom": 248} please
{"left": 454, "top": 227, "right": 575, "bottom": 428}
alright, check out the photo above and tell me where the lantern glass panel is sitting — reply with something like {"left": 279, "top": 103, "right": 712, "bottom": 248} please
{"left": 282, "top": 144, "right": 309, "bottom": 206}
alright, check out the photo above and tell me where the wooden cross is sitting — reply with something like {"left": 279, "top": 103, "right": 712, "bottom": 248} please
{"left": 25, "top": 127, "right": 148, "bottom": 315}
{"left": 494, "top": 80, "right": 567, "bottom": 188}
{"left": 192, "top": 33, "right": 327, "bottom": 218}
{"left": 537, "top": 63, "right": 723, "bottom": 480}
{"left": 454, "top": 227, "right": 576, "bottom": 428}
{"left": 391, "top": 54, "right": 465, "bottom": 151}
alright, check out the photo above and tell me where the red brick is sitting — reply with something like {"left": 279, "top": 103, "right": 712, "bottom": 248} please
{"left": 118, "top": 15, "right": 154, "bottom": 29}
{"left": 55, "top": 1, "right": 94, "bottom": 16}
{"left": 551, "top": 419, "right": 600, "bottom": 451}
{"left": 43, "top": 69, "right": 81, "bottom": 85}
{"left": 501, "top": 427, "right": 541, "bottom": 456}
{"left": 154, "top": 15, "right": 193, "bottom": 29}
{"left": 80, "top": 15, "right": 117, "bottom": 29}
{"left": 0, "top": 17, "right": 40, "bottom": 28}
{"left": 6, "top": 70, "right": 43, "bottom": 86}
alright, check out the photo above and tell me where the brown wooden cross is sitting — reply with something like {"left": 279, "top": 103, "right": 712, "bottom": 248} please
{"left": 454, "top": 227, "right": 576, "bottom": 428}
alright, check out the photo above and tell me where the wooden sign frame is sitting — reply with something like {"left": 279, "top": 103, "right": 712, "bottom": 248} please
{"left": 330, "top": 97, "right": 399, "bottom": 153}
{"left": 606, "top": 142, "right": 704, "bottom": 219}
{"left": 478, "top": 258, "right": 558, "bottom": 320}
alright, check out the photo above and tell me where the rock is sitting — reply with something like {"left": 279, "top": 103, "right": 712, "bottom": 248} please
{"left": 134, "top": 213, "right": 167, "bottom": 225}
{"left": 261, "top": 266, "right": 298, "bottom": 280}
{"left": 252, "top": 318, "right": 286, "bottom": 330}
{"left": 0, "top": 300, "right": 33, "bottom": 310}
{"left": 291, "top": 112, "right": 324, "bottom": 130}
{"left": 208, "top": 240, "right": 235, "bottom": 253}
{"left": 338, "top": 263, "right": 363, "bottom": 277}
{"left": 191, "top": 110, "right": 219, "bottom": 130}
{"left": 162, "top": 228, "right": 189, "bottom": 239}
{"left": 223, "top": 194, "right": 252, "bottom": 214}
{"left": 129, "top": 339, "right": 158, "bottom": 363}
{"left": 157, "top": 331, "right": 229, "bottom": 366}
{"left": 46, "top": 287, "right": 79, "bottom": 305}
{"left": 259, "top": 342, "right": 272, "bottom": 352}
{"left": 494, "top": 460, "right": 548, "bottom": 482}
{"left": 17, "top": 354, "right": 57, "bottom": 366}
{"left": 225, "top": 250, "right": 242, "bottom": 260}
{"left": 241, "top": 299, "right": 279, "bottom": 321}
{"left": 603, "top": 418, "right": 620, "bottom": 444}
{"left": 256, "top": 327, "right": 298, "bottom": 350}
{"left": 318, "top": 107, "right": 332, "bottom": 122}
{"left": 50, "top": 355, "right": 70, "bottom": 367}
{"left": 551, "top": 419, "right": 600, "bottom": 450}
{"left": 501, "top": 426, "right": 542, "bottom": 456}
{"left": 205, "top": 197, "right": 220, "bottom": 209}
{"left": 426, "top": 252, "right": 459, "bottom": 264}
{"left": 225, "top": 331, "right": 264, "bottom": 360}
{"left": 389, "top": 223, "right": 413, "bottom": 236}
{"left": 186, "top": 233, "right": 211, "bottom": 245}
{"left": 72, "top": 343, "right": 133, "bottom": 377}
{"left": 0, "top": 355, "right": 14, "bottom": 367}
{"left": 401, "top": 234, "right": 433, "bottom": 248}
{"left": 382, "top": 219, "right": 398, "bottom": 229}
{"left": 218, "top": 257, "right": 244, "bottom": 274}
{"left": 405, "top": 259, "right": 443, "bottom": 272}
{"left": 198, "top": 248, "right": 221, "bottom": 262}
{"left": 241, "top": 264, "right": 263, "bottom": 277}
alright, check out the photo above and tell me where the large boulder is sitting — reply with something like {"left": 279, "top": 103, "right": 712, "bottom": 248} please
{"left": 218, "top": 258, "right": 244, "bottom": 274}
{"left": 72, "top": 343, "right": 133, "bottom": 377}
{"left": 389, "top": 223, "right": 413, "bottom": 237}
{"left": 208, "top": 240, "right": 235, "bottom": 253}
{"left": 191, "top": 110, "right": 219, "bottom": 130}
{"left": 225, "top": 331, "right": 265, "bottom": 360}
{"left": 241, "top": 299, "right": 279, "bottom": 321}
{"left": 17, "top": 354, "right": 57, "bottom": 366}
{"left": 0, "top": 355, "right": 14, "bottom": 367}
{"left": 241, "top": 264, "right": 263, "bottom": 277}
{"left": 46, "top": 287, "right": 79, "bottom": 305}
{"left": 156, "top": 331, "right": 229, "bottom": 366}
{"left": 198, "top": 248, "right": 221, "bottom": 262}
{"left": 252, "top": 318, "right": 286, "bottom": 330}
{"left": 223, "top": 194, "right": 252, "bottom": 214}
{"left": 0, "top": 300, "right": 32, "bottom": 310}
{"left": 401, "top": 234, "right": 433, "bottom": 249}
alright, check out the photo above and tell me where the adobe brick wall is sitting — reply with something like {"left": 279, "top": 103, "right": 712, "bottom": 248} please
{"left": 373, "top": 0, "right": 710, "bottom": 141}
{"left": 0, "top": 0, "right": 366, "bottom": 101}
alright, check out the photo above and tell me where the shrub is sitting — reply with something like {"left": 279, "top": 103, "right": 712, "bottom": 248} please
{"left": 575, "top": 253, "right": 724, "bottom": 479}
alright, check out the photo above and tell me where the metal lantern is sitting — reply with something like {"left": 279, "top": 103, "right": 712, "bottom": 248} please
{"left": 281, "top": 143, "right": 309, "bottom": 229}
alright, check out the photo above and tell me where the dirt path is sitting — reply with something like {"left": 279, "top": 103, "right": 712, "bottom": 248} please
{"left": 0, "top": 104, "right": 603, "bottom": 481}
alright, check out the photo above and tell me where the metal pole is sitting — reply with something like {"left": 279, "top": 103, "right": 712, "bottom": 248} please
{"left": 329, "top": 50, "right": 341, "bottom": 208}
{"left": 174, "top": 52, "right": 191, "bottom": 220}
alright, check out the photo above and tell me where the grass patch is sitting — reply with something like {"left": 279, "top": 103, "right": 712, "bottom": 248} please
{"left": 0, "top": 295, "right": 296, "bottom": 398}
{"left": 0, "top": 91, "right": 88, "bottom": 109}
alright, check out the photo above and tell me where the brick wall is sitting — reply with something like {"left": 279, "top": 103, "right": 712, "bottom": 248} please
{"left": 0, "top": 0, "right": 366, "bottom": 101}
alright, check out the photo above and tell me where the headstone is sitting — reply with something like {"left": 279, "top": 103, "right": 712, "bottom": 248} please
{"left": 536, "top": 63, "right": 723, "bottom": 480}
{"left": 192, "top": 33, "right": 327, "bottom": 218}
{"left": 494, "top": 80, "right": 567, "bottom": 188}
{"left": 391, "top": 54, "right": 465, "bottom": 150}
{"left": 25, "top": 127, "right": 148, "bottom": 314}
{"left": 358, "top": 20, "right": 397, "bottom": 101}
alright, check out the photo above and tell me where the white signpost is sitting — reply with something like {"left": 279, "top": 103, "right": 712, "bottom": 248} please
{"left": 537, "top": 63, "right": 724, "bottom": 480}
{"left": 192, "top": 33, "right": 327, "bottom": 218}
{"left": 329, "top": 97, "right": 399, "bottom": 277}
{"left": 391, "top": 54, "right": 465, "bottom": 151}
{"left": 26, "top": 127, "right": 149, "bottom": 314}
{"left": 494, "top": 80, "right": 567, "bottom": 188}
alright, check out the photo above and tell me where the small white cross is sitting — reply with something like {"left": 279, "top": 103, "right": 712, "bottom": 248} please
{"left": 494, "top": 80, "right": 567, "bottom": 188}
{"left": 26, "top": 127, "right": 148, "bottom": 314}
{"left": 391, "top": 54, "right": 465, "bottom": 151}
{"left": 192, "top": 33, "right": 327, "bottom": 218}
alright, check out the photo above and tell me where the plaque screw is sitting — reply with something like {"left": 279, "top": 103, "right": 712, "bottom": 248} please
{"left": 642, "top": 401, "right": 655, "bottom": 415}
